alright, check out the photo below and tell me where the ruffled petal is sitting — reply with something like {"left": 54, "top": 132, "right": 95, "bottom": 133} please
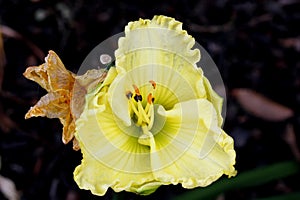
{"left": 203, "top": 76, "right": 224, "bottom": 126}
{"left": 115, "top": 15, "right": 200, "bottom": 70}
{"left": 150, "top": 99, "right": 236, "bottom": 188}
{"left": 108, "top": 65, "right": 206, "bottom": 126}
{"left": 74, "top": 92, "right": 159, "bottom": 195}
{"left": 74, "top": 147, "right": 160, "bottom": 195}
{"left": 114, "top": 15, "right": 205, "bottom": 97}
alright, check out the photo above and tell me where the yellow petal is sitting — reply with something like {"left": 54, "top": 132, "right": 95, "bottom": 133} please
{"left": 114, "top": 16, "right": 205, "bottom": 98}
{"left": 150, "top": 99, "right": 236, "bottom": 188}
{"left": 108, "top": 64, "right": 205, "bottom": 126}
{"left": 116, "top": 15, "right": 200, "bottom": 71}
{"left": 84, "top": 67, "right": 118, "bottom": 110}
{"left": 74, "top": 92, "right": 159, "bottom": 195}
{"left": 70, "top": 68, "right": 117, "bottom": 145}
{"left": 203, "top": 76, "right": 224, "bottom": 126}
{"left": 74, "top": 144, "right": 160, "bottom": 195}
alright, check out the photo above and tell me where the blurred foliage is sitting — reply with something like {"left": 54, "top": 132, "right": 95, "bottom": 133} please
{"left": 174, "top": 161, "right": 300, "bottom": 200}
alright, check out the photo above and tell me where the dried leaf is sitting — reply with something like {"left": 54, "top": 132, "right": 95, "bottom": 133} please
{"left": 283, "top": 123, "right": 300, "bottom": 161}
{"left": 279, "top": 37, "right": 300, "bottom": 52}
{"left": 0, "top": 112, "right": 16, "bottom": 133}
{"left": 0, "top": 175, "right": 20, "bottom": 200}
{"left": 0, "top": 25, "right": 44, "bottom": 60}
{"left": 232, "top": 88, "right": 294, "bottom": 121}
{"left": 0, "top": 27, "right": 6, "bottom": 91}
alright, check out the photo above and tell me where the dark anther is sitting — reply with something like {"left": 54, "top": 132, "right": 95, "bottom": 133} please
{"left": 126, "top": 91, "right": 133, "bottom": 99}
{"left": 134, "top": 94, "right": 142, "bottom": 102}
{"left": 151, "top": 97, "right": 155, "bottom": 103}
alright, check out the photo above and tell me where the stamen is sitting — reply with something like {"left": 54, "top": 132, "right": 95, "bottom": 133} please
{"left": 149, "top": 80, "right": 156, "bottom": 89}
{"left": 129, "top": 100, "right": 139, "bottom": 117}
{"left": 134, "top": 94, "right": 142, "bottom": 102}
{"left": 136, "top": 104, "right": 143, "bottom": 126}
{"left": 145, "top": 93, "right": 153, "bottom": 113}
{"left": 125, "top": 82, "right": 156, "bottom": 131}
{"left": 137, "top": 102, "right": 150, "bottom": 124}
{"left": 147, "top": 93, "right": 153, "bottom": 104}
{"left": 133, "top": 84, "right": 140, "bottom": 95}
{"left": 126, "top": 91, "right": 133, "bottom": 99}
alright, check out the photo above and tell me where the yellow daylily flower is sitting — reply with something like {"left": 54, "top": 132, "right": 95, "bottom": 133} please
{"left": 24, "top": 51, "right": 108, "bottom": 150}
{"left": 74, "top": 15, "right": 236, "bottom": 196}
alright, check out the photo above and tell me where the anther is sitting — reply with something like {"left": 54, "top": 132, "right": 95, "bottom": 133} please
{"left": 126, "top": 91, "right": 133, "bottom": 99}
{"left": 147, "top": 93, "right": 153, "bottom": 104}
{"left": 134, "top": 94, "right": 142, "bottom": 102}
{"left": 133, "top": 84, "right": 140, "bottom": 95}
{"left": 149, "top": 80, "right": 156, "bottom": 89}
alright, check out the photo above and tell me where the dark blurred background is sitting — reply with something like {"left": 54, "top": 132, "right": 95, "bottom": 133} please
{"left": 0, "top": 0, "right": 299, "bottom": 199}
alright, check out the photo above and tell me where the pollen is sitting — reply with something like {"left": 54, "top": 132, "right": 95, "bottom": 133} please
{"left": 147, "top": 93, "right": 154, "bottom": 104}
{"left": 149, "top": 80, "right": 156, "bottom": 89}
{"left": 133, "top": 84, "right": 141, "bottom": 95}
{"left": 126, "top": 91, "right": 133, "bottom": 99}
{"left": 134, "top": 94, "right": 143, "bottom": 102}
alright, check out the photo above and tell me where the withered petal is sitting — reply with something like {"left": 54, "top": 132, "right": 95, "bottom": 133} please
{"left": 23, "top": 64, "right": 51, "bottom": 91}
{"left": 60, "top": 113, "right": 75, "bottom": 144}
{"left": 24, "top": 51, "right": 79, "bottom": 146}
{"left": 71, "top": 69, "right": 107, "bottom": 119}
{"left": 25, "top": 90, "right": 70, "bottom": 119}
{"left": 23, "top": 50, "right": 75, "bottom": 92}
{"left": 72, "top": 137, "right": 80, "bottom": 151}
{"left": 46, "top": 50, "right": 75, "bottom": 91}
